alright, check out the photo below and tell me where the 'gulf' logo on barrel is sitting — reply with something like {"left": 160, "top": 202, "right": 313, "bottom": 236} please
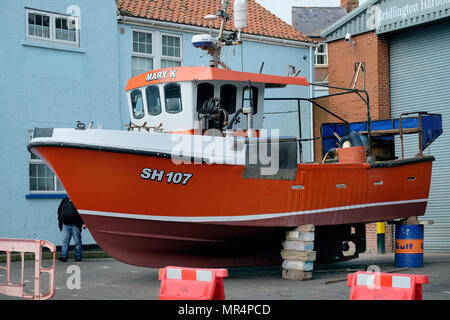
{"left": 395, "top": 224, "right": 424, "bottom": 268}
{"left": 395, "top": 239, "right": 424, "bottom": 254}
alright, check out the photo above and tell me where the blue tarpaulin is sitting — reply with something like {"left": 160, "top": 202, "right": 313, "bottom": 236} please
{"left": 321, "top": 113, "right": 442, "bottom": 156}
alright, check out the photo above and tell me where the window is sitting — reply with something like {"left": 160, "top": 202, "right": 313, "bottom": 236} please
{"left": 315, "top": 43, "right": 328, "bottom": 66}
{"left": 27, "top": 11, "right": 50, "bottom": 39}
{"left": 132, "top": 30, "right": 154, "bottom": 77}
{"left": 161, "top": 34, "right": 182, "bottom": 68}
{"left": 197, "top": 83, "right": 215, "bottom": 112}
{"left": 242, "top": 86, "right": 258, "bottom": 114}
{"left": 220, "top": 84, "right": 237, "bottom": 114}
{"left": 130, "top": 89, "right": 145, "bottom": 119}
{"left": 132, "top": 56, "right": 154, "bottom": 78}
{"left": 54, "top": 15, "right": 77, "bottom": 42}
{"left": 131, "top": 30, "right": 182, "bottom": 76}
{"left": 164, "top": 83, "right": 182, "bottom": 114}
{"left": 146, "top": 86, "right": 162, "bottom": 115}
{"left": 28, "top": 132, "right": 65, "bottom": 193}
{"left": 26, "top": 9, "right": 80, "bottom": 46}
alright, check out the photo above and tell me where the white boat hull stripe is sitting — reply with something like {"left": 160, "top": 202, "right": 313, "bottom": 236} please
{"left": 78, "top": 198, "right": 428, "bottom": 223}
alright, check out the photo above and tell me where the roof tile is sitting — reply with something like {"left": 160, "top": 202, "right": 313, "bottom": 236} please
{"left": 116, "top": 0, "right": 313, "bottom": 43}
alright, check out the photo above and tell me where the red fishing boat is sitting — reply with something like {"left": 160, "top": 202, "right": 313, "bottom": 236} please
{"left": 28, "top": 1, "right": 442, "bottom": 267}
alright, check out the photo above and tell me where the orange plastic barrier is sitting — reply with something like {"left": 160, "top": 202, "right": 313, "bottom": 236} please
{"left": 159, "top": 266, "right": 228, "bottom": 300}
{"left": 347, "top": 271, "right": 428, "bottom": 300}
{"left": 0, "top": 238, "right": 56, "bottom": 300}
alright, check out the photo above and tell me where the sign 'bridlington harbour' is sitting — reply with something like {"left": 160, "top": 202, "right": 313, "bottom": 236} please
{"left": 367, "top": 0, "right": 450, "bottom": 31}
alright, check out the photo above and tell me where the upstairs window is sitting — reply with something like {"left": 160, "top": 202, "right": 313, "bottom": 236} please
{"left": 26, "top": 9, "right": 80, "bottom": 46}
{"left": 197, "top": 83, "right": 215, "bottom": 112}
{"left": 54, "top": 15, "right": 77, "bottom": 42}
{"left": 130, "top": 89, "right": 145, "bottom": 119}
{"left": 164, "top": 83, "right": 182, "bottom": 114}
{"left": 131, "top": 30, "right": 183, "bottom": 76}
{"left": 161, "top": 34, "right": 182, "bottom": 68}
{"left": 242, "top": 86, "right": 258, "bottom": 114}
{"left": 315, "top": 43, "right": 328, "bottom": 66}
{"left": 220, "top": 84, "right": 237, "bottom": 114}
{"left": 27, "top": 11, "right": 50, "bottom": 39}
{"left": 146, "top": 86, "right": 162, "bottom": 116}
{"left": 132, "top": 30, "right": 154, "bottom": 77}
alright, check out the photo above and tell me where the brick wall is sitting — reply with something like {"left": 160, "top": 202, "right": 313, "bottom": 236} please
{"left": 315, "top": 66, "right": 328, "bottom": 82}
{"left": 327, "top": 32, "right": 390, "bottom": 123}
{"left": 365, "top": 223, "right": 394, "bottom": 254}
{"left": 322, "top": 31, "right": 392, "bottom": 253}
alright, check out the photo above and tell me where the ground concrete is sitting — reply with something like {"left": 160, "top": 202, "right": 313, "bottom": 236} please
{"left": 1, "top": 253, "right": 450, "bottom": 300}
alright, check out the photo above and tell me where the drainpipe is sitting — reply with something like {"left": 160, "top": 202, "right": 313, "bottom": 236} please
{"left": 309, "top": 46, "right": 315, "bottom": 162}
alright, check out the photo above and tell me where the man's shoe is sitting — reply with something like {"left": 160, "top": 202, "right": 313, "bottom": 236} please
{"left": 57, "top": 257, "right": 67, "bottom": 262}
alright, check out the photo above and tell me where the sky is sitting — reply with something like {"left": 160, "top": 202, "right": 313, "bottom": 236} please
{"left": 254, "top": 0, "right": 370, "bottom": 24}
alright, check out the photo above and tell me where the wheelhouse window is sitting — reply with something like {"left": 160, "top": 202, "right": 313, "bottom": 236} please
{"left": 164, "top": 83, "right": 182, "bottom": 114}
{"left": 130, "top": 89, "right": 145, "bottom": 119}
{"left": 220, "top": 84, "right": 237, "bottom": 114}
{"left": 146, "top": 86, "right": 162, "bottom": 116}
{"left": 315, "top": 43, "right": 328, "bottom": 66}
{"left": 242, "top": 86, "right": 258, "bottom": 114}
{"left": 197, "top": 83, "right": 215, "bottom": 112}
{"left": 28, "top": 131, "right": 65, "bottom": 193}
{"left": 26, "top": 9, "right": 80, "bottom": 46}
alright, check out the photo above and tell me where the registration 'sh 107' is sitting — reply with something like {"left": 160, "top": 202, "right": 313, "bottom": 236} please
{"left": 140, "top": 168, "right": 193, "bottom": 185}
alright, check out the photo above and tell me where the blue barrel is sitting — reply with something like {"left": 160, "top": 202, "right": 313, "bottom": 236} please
{"left": 395, "top": 224, "right": 424, "bottom": 268}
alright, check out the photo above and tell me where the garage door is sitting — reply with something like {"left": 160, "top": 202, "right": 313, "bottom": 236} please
{"left": 390, "top": 20, "right": 450, "bottom": 252}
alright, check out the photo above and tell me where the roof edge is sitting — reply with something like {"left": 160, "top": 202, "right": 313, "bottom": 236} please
{"left": 320, "top": 0, "right": 379, "bottom": 38}
{"left": 118, "top": 15, "right": 318, "bottom": 48}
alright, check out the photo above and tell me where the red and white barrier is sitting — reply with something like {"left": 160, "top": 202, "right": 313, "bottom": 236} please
{"left": 159, "top": 266, "right": 228, "bottom": 300}
{"left": 347, "top": 271, "right": 428, "bottom": 300}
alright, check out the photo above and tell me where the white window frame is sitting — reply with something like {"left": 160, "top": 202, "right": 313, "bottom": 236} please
{"left": 160, "top": 32, "right": 183, "bottom": 66}
{"left": 25, "top": 8, "right": 80, "bottom": 47}
{"left": 131, "top": 29, "right": 155, "bottom": 77}
{"left": 131, "top": 28, "right": 183, "bottom": 76}
{"left": 315, "top": 43, "right": 328, "bottom": 66}
{"left": 53, "top": 13, "right": 80, "bottom": 45}
{"left": 28, "top": 131, "right": 66, "bottom": 194}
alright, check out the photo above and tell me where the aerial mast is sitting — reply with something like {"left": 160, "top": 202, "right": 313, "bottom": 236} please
{"left": 191, "top": 0, "right": 247, "bottom": 69}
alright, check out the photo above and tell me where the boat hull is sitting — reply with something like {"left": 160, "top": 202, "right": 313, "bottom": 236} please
{"left": 29, "top": 143, "right": 433, "bottom": 267}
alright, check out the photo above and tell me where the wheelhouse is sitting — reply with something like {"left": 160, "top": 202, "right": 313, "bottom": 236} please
{"left": 124, "top": 66, "right": 309, "bottom": 134}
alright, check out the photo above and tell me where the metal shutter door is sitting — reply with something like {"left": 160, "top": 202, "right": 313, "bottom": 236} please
{"left": 390, "top": 20, "right": 450, "bottom": 252}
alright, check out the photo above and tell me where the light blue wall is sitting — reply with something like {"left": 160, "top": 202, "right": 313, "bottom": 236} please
{"left": 117, "top": 23, "right": 313, "bottom": 161}
{"left": 0, "top": 0, "right": 120, "bottom": 245}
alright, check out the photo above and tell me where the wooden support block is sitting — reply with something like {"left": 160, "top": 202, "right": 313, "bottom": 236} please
{"left": 286, "top": 231, "right": 315, "bottom": 241}
{"left": 282, "top": 260, "right": 314, "bottom": 271}
{"left": 282, "top": 240, "right": 314, "bottom": 251}
{"left": 281, "top": 250, "right": 316, "bottom": 261}
{"left": 293, "top": 224, "right": 315, "bottom": 232}
{"left": 282, "top": 269, "right": 312, "bottom": 281}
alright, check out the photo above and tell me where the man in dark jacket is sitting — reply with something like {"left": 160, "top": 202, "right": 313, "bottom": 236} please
{"left": 57, "top": 197, "right": 86, "bottom": 262}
